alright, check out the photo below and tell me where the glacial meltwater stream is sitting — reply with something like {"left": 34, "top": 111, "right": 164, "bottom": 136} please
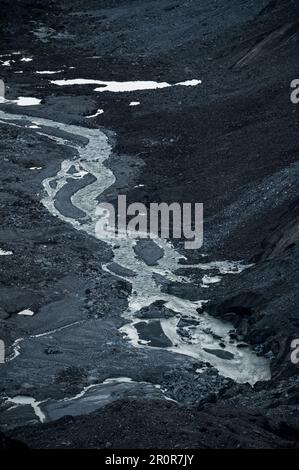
{"left": 0, "top": 109, "right": 270, "bottom": 405}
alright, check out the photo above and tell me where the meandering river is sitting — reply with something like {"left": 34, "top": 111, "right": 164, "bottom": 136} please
{"left": 0, "top": 110, "right": 270, "bottom": 394}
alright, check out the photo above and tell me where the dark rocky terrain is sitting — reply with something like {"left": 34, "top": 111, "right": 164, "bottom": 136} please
{"left": 0, "top": 0, "right": 298, "bottom": 449}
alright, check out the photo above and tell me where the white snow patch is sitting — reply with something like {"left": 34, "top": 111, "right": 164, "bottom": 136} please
{"left": 0, "top": 52, "right": 21, "bottom": 58}
{"left": 0, "top": 248, "right": 13, "bottom": 256}
{"left": 0, "top": 96, "right": 41, "bottom": 106}
{"left": 103, "top": 377, "right": 133, "bottom": 385}
{"left": 176, "top": 79, "right": 202, "bottom": 87}
{"left": 17, "top": 309, "right": 35, "bottom": 316}
{"left": 94, "top": 79, "right": 202, "bottom": 93}
{"left": 202, "top": 275, "right": 222, "bottom": 286}
{"left": 86, "top": 109, "right": 104, "bottom": 119}
{"left": 51, "top": 78, "right": 202, "bottom": 93}
{"left": 15, "top": 97, "right": 41, "bottom": 106}
{"left": 36, "top": 70, "right": 63, "bottom": 75}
